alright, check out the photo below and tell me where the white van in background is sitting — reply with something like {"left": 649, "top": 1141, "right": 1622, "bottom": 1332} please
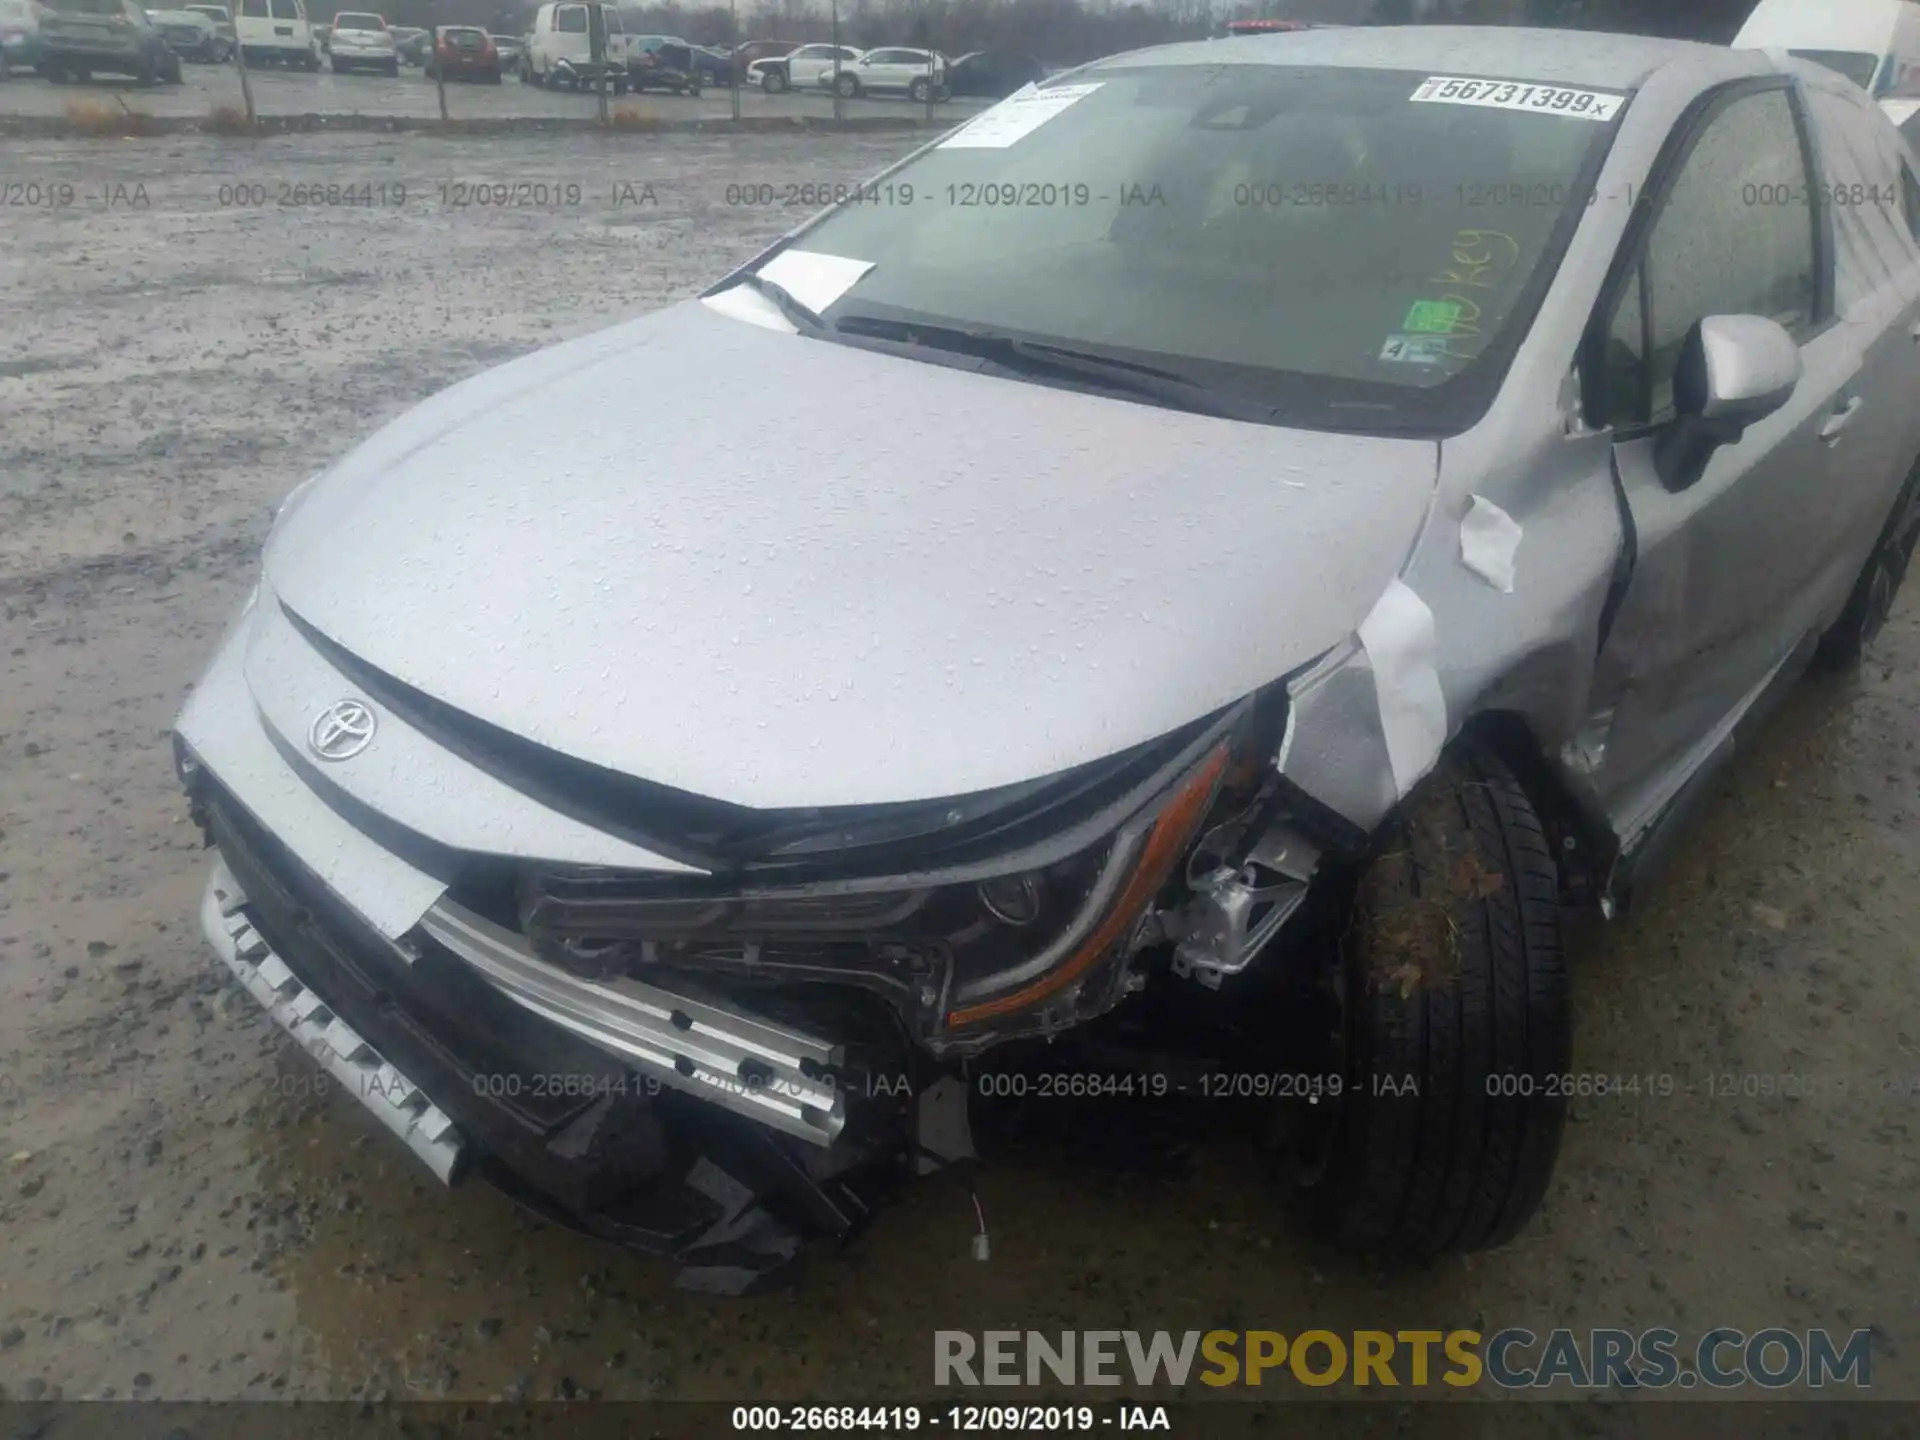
{"left": 523, "top": 0, "right": 622, "bottom": 89}
{"left": 1734, "top": 0, "right": 1920, "bottom": 97}
{"left": 235, "top": 0, "right": 318, "bottom": 68}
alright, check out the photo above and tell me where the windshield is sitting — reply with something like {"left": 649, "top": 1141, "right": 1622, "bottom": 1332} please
{"left": 771, "top": 64, "right": 1623, "bottom": 434}
{"left": 1789, "top": 49, "right": 1881, "bottom": 89}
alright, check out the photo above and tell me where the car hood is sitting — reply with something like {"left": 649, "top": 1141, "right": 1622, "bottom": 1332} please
{"left": 265, "top": 297, "right": 1438, "bottom": 810}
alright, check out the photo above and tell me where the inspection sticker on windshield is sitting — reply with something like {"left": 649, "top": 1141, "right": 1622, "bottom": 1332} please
{"left": 1409, "top": 76, "right": 1624, "bottom": 121}
{"left": 939, "top": 82, "right": 1104, "bottom": 149}
{"left": 1380, "top": 335, "right": 1454, "bottom": 365}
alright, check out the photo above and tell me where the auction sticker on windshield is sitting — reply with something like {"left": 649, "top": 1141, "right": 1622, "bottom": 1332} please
{"left": 1409, "top": 76, "right": 1624, "bottom": 121}
{"left": 939, "top": 82, "right": 1104, "bottom": 149}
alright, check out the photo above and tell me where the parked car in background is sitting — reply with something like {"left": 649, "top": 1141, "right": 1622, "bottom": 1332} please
{"left": 1733, "top": 0, "right": 1920, "bottom": 95}
{"left": 181, "top": 1, "right": 234, "bottom": 52}
{"left": 730, "top": 36, "right": 792, "bottom": 69}
{"left": 830, "top": 44, "right": 947, "bottom": 100}
{"left": 235, "top": 0, "right": 319, "bottom": 67}
{"left": 0, "top": 0, "right": 46, "bottom": 69}
{"left": 945, "top": 49, "right": 1045, "bottom": 98}
{"left": 146, "top": 6, "right": 227, "bottom": 59}
{"left": 424, "top": 23, "right": 498, "bottom": 80}
{"left": 625, "top": 32, "right": 698, "bottom": 94}
{"left": 689, "top": 41, "right": 729, "bottom": 85}
{"left": 327, "top": 10, "right": 395, "bottom": 73}
{"left": 1216, "top": 17, "right": 1312, "bottom": 37}
{"left": 524, "top": 0, "right": 620, "bottom": 89}
{"left": 36, "top": 0, "right": 180, "bottom": 80}
{"left": 389, "top": 22, "right": 427, "bottom": 61}
{"left": 751, "top": 40, "right": 857, "bottom": 93}
{"left": 488, "top": 30, "right": 519, "bottom": 67}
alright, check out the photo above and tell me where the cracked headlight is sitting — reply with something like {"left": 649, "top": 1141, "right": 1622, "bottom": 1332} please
{"left": 515, "top": 721, "right": 1242, "bottom": 1053}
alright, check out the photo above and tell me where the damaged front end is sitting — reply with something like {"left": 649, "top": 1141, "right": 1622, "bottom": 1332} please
{"left": 180, "top": 652, "right": 1359, "bottom": 1291}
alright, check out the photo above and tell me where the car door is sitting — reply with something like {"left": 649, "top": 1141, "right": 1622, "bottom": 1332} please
{"left": 1580, "top": 79, "right": 1867, "bottom": 845}
{"left": 551, "top": 2, "right": 586, "bottom": 66}
{"left": 1799, "top": 80, "right": 1920, "bottom": 586}
{"left": 788, "top": 43, "right": 826, "bottom": 86}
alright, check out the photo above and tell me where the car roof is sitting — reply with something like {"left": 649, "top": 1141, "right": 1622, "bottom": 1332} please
{"left": 1086, "top": 24, "right": 1757, "bottom": 93}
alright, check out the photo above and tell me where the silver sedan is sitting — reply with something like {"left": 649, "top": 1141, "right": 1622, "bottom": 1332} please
{"left": 175, "top": 25, "right": 1920, "bottom": 1284}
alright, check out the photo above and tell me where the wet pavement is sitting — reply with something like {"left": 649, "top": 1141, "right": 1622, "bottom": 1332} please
{"left": 2, "top": 130, "right": 1920, "bottom": 1408}
{"left": 0, "top": 58, "right": 991, "bottom": 123}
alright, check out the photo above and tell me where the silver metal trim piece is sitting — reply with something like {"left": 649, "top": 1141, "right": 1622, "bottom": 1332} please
{"left": 199, "top": 852, "right": 466, "bottom": 1184}
{"left": 418, "top": 900, "right": 847, "bottom": 1146}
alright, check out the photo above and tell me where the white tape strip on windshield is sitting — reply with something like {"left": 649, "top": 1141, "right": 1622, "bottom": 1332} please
{"left": 939, "top": 81, "right": 1103, "bottom": 149}
{"left": 753, "top": 249, "right": 874, "bottom": 314}
{"left": 1409, "top": 76, "right": 1624, "bottom": 122}
{"left": 1357, "top": 578, "right": 1449, "bottom": 799}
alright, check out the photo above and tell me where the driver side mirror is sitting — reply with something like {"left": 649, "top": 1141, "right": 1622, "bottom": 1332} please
{"left": 1654, "top": 314, "right": 1801, "bottom": 492}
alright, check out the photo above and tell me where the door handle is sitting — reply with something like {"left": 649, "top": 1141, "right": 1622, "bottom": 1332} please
{"left": 1819, "top": 395, "right": 1864, "bottom": 442}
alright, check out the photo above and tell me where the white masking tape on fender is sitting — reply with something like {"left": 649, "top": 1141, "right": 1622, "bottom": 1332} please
{"left": 1459, "top": 494, "right": 1523, "bottom": 593}
{"left": 1357, "top": 578, "right": 1449, "bottom": 798}
{"left": 938, "top": 81, "right": 1103, "bottom": 149}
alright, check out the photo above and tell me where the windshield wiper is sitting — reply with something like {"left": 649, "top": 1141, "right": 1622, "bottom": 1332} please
{"left": 733, "top": 271, "right": 828, "bottom": 334}
{"left": 833, "top": 313, "right": 1268, "bottom": 421}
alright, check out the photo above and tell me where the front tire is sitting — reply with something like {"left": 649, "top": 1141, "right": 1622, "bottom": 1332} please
{"left": 759, "top": 67, "right": 784, "bottom": 94}
{"left": 1814, "top": 461, "right": 1920, "bottom": 670}
{"left": 1298, "top": 745, "right": 1570, "bottom": 1260}
{"left": 833, "top": 71, "right": 858, "bottom": 98}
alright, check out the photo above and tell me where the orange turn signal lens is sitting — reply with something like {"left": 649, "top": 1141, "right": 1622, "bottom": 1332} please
{"left": 944, "top": 744, "right": 1229, "bottom": 1028}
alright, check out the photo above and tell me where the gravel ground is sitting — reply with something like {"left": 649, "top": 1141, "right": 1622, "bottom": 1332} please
{"left": 2, "top": 130, "right": 1919, "bottom": 1413}
{"left": 0, "top": 59, "right": 991, "bottom": 122}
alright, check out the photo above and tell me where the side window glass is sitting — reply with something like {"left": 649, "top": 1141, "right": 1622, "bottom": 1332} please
{"left": 1601, "top": 264, "right": 1648, "bottom": 426}
{"left": 1642, "top": 88, "right": 1817, "bottom": 424}
{"left": 557, "top": 5, "right": 584, "bottom": 33}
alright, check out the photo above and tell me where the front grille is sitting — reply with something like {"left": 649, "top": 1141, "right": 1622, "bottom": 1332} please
{"left": 193, "top": 777, "right": 647, "bottom": 1200}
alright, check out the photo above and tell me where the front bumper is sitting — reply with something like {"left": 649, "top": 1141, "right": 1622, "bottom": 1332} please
{"left": 187, "top": 772, "right": 886, "bottom": 1289}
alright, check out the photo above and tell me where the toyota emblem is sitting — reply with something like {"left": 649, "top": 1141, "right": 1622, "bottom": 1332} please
{"left": 308, "top": 699, "right": 377, "bottom": 761}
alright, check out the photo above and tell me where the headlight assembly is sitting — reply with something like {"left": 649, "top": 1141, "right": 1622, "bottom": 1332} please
{"left": 514, "top": 713, "right": 1247, "bottom": 1055}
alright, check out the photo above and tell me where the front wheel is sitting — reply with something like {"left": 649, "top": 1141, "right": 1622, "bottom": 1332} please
{"left": 908, "top": 76, "right": 932, "bottom": 103}
{"left": 833, "top": 72, "right": 858, "bottom": 98}
{"left": 1814, "top": 462, "right": 1920, "bottom": 670}
{"left": 1294, "top": 745, "right": 1570, "bottom": 1260}
{"left": 759, "top": 68, "right": 784, "bottom": 94}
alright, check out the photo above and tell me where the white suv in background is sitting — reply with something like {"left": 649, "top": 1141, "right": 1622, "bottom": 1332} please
{"left": 235, "top": 0, "right": 317, "bottom": 67}
{"left": 751, "top": 41, "right": 859, "bottom": 94}
{"left": 830, "top": 45, "right": 948, "bottom": 101}
{"left": 327, "top": 10, "right": 395, "bottom": 73}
